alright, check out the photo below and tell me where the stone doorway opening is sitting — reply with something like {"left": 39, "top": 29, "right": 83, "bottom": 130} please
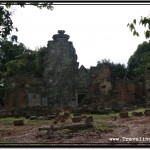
{"left": 78, "top": 93, "right": 86, "bottom": 104}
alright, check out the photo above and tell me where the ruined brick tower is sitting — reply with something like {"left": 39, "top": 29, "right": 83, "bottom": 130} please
{"left": 43, "top": 30, "right": 79, "bottom": 108}
{"left": 5, "top": 30, "right": 147, "bottom": 110}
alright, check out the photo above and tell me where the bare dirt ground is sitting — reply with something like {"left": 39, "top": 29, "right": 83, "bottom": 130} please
{"left": 1, "top": 116, "right": 150, "bottom": 146}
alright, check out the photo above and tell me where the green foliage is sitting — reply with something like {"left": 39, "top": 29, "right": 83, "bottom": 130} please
{"left": 128, "top": 16, "right": 150, "bottom": 39}
{"left": 127, "top": 21, "right": 139, "bottom": 37}
{"left": 0, "top": 2, "right": 52, "bottom": 106}
{"left": 0, "top": 39, "right": 29, "bottom": 106}
{"left": 3, "top": 2, "right": 54, "bottom": 10}
{"left": 97, "top": 59, "right": 127, "bottom": 81}
{"left": 0, "top": 39, "right": 28, "bottom": 72}
{"left": 127, "top": 41, "right": 150, "bottom": 81}
{"left": 0, "top": 6, "right": 13, "bottom": 41}
{"left": 0, "top": 38, "right": 46, "bottom": 106}
{"left": 34, "top": 47, "right": 47, "bottom": 76}
{"left": 5, "top": 53, "right": 35, "bottom": 77}
{"left": 91, "top": 113, "right": 119, "bottom": 119}
{"left": 5, "top": 46, "right": 47, "bottom": 77}
{"left": 92, "top": 107, "right": 150, "bottom": 119}
{"left": 0, "top": 117, "right": 50, "bottom": 125}
{"left": 92, "top": 122, "right": 115, "bottom": 132}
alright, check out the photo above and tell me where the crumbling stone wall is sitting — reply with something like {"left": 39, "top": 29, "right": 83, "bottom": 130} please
{"left": 5, "top": 75, "right": 45, "bottom": 109}
{"left": 114, "top": 80, "right": 136, "bottom": 102}
{"left": 144, "top": 67, "right": 150, "bottom": 99}
{"left": 114, "top": 80, "right": 144, "bottom": 106}
{"left": 91, "top": 64, "right": 112, "bottom": 96}
{"left": 5, "top": 91, "right": 17, "bottom": 110}
{"left": 5, "top": 30, "right": 148, "bottom": 110}
{"left": 77, "top": 65, "right": 90, "bottom": 89}
{"left": 43, "top": 30, "right": 79, "bottom": 108}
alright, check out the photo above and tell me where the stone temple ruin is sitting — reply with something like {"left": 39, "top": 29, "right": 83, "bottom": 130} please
{"left": 5, "top": 30, "right": 150, "bottom": 110}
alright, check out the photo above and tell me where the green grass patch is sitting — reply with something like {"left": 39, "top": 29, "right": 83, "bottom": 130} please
{"left": 0, "top": 117, "right": 23, "bottom": 124}
{"left": 0, "top": 117, "right": 50, "bottom": 125}
{"left": 128, "top": 107, "right": 150, "bottom": 117}
{"left": 90, "top": 107, "right": 150, "bottom": 119}
{"left": 0, "top": 140, "right": 13, "bottom": 144}
{"left": 92, "top": 122, "right": 115, "bottom": 132}
{"left": 91, "top": 113, "right": 119, "bottom": 119}
{"left": 24, "top": 119, "right": 50, "bottom": 125}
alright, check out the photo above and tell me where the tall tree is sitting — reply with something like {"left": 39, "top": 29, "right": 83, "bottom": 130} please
{"left": 0, "top": 39, "right": 31, "bottom": 106}
{"left": 4, "top": 46, "right": 46, "bottom": 77}
{"left": 97, "top": 59, "right": 127, "bottom": 81}
{"left": 0, "top": 39, "right": 29, "bottom": 72}
{"left": 127, "top": 41, "right": 150, "bottom": 81}
{"left": 0, "top": 2, "right": 53, "bottom": 107}
{"left": 0, "top": 39, "right": 46, "bottom": 106}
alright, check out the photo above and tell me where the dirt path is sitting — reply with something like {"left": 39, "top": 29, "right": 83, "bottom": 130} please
{"left": 1, "top": 116, "right": 150, "bottom": 146}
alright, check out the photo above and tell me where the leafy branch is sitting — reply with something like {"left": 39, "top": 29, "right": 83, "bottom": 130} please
{"left": 127, "top": 16, "right": 150, "bottom": 39}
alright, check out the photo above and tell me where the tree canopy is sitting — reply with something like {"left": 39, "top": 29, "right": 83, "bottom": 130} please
{"left": 0, "top": 2, "right": 53, "bottom": 107}
{"left": 127, "top": 41, "right": 150, "bottom": 81}
{"left": 0, "top": 39, "right": 28, "bottom": 72}
{"left": 128, "top": 16, "right": 150, "bottom": 39}
{"left": 97, "top": 59, "right": 127, "bottom": 81}
{"left": 5, "top": 46, "right": 46, "bottom": 77}
{"left": 0, "top": 37, "right": 47, "bottom": 106}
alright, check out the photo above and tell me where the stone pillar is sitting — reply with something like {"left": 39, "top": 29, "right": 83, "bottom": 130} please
{"left": 43, "top": 30, "right": 79, "bottom": 108}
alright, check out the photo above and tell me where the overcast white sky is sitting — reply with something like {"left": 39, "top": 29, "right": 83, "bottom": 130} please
{"left": 9, "top": 4, "right": 150, "bottom": 68}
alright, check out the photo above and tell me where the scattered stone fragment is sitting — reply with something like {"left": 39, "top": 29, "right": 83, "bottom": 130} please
{"left": 39, "top": 122, "right": 92, "bottom": 134}
{"left": 113, "top": 116, "right": 117, "bottom": 121}
{"left": 72, "top": 116, "right": 82, "bottom": 123}
{"left": 119, "top": 112, "right": 128, "bottom": 118}
{"left": 13, "top": 119, "right": 24, "bottom": 126}
{"left": 30, "top": 116, "right": 37, "bottom": 120}
{"left": 73, "top": 113, "right": 81, "bottom": 117}
{"left": 144, "top": 110, "right": 150, "bottom": 116}
{"left": 37, "top": 116, "right": 47, "bottom": 120}
{"left": 46, "top": 114, "right": 56, "bottom": 120}
{"left": 53, "top": 120, "right": 58, "bottom": 124}
{"left": 132, "top": 112, "right": 143, "bottom": 116}
{"left": 63, "top": 112, "right": 70, "bottom": 118}
{"left": 85, "top": 116, "right": 94, "bottom": 125}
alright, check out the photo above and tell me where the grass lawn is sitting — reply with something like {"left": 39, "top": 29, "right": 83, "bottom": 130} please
{"left": 0, "top": 107, "right": 150, "bottom": 125}
{"left": 91, "top": 107, "right": 150, "bottom": 119}
{"left": 0, "top": 117, "right": 50, "bottom": 125}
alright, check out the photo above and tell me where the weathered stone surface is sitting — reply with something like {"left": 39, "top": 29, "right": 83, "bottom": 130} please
{"left": 145, "top": 67, "right": 150, "bottom": 99}
{"left": 30, "top": 116, "right": 37, "bottom": 120}
{"left": 13, "top": 120, "right": 24, "bottom": 126}
{"left": 73, "top": 112, "right": 81, "bottom": 117}
{"left": 119, "top": 112, "right": 129, "bottom": 118}
{"left": 85, "top": 116, "right": 94, "bottom": 125}
{"left": 77, "top": 65, "right": 90, "bottom": 89}
{"left": 37, "top": 116, "right": 47, "bottom": 120}
{"left": 72, "top": 116, "right": 82, "bottom": 123}
{"left": 63, "top": 112, "right": 70, "bottom": 118}
{"left": 4, "top": 30, "right": 149, "bottom": 111}
{"left": 43, "top": 30, "right": 79, "bottom": 108}
{"left": 46, "top": 114, "right": 56, "bottom": 120}
{"left": 39, "top": 122, "right": 92, "bottom": 134}
{"left": 115, "top": 80, "right": 137, "bottom": 102}
{"left": 144, "top": 109, "right": 150, "bottom": 116}
{"left": 132, "top": 112, "right": 143, "bottom": 116}
{"left": 5, "top": 75, "right": 46, "bottom": 109}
